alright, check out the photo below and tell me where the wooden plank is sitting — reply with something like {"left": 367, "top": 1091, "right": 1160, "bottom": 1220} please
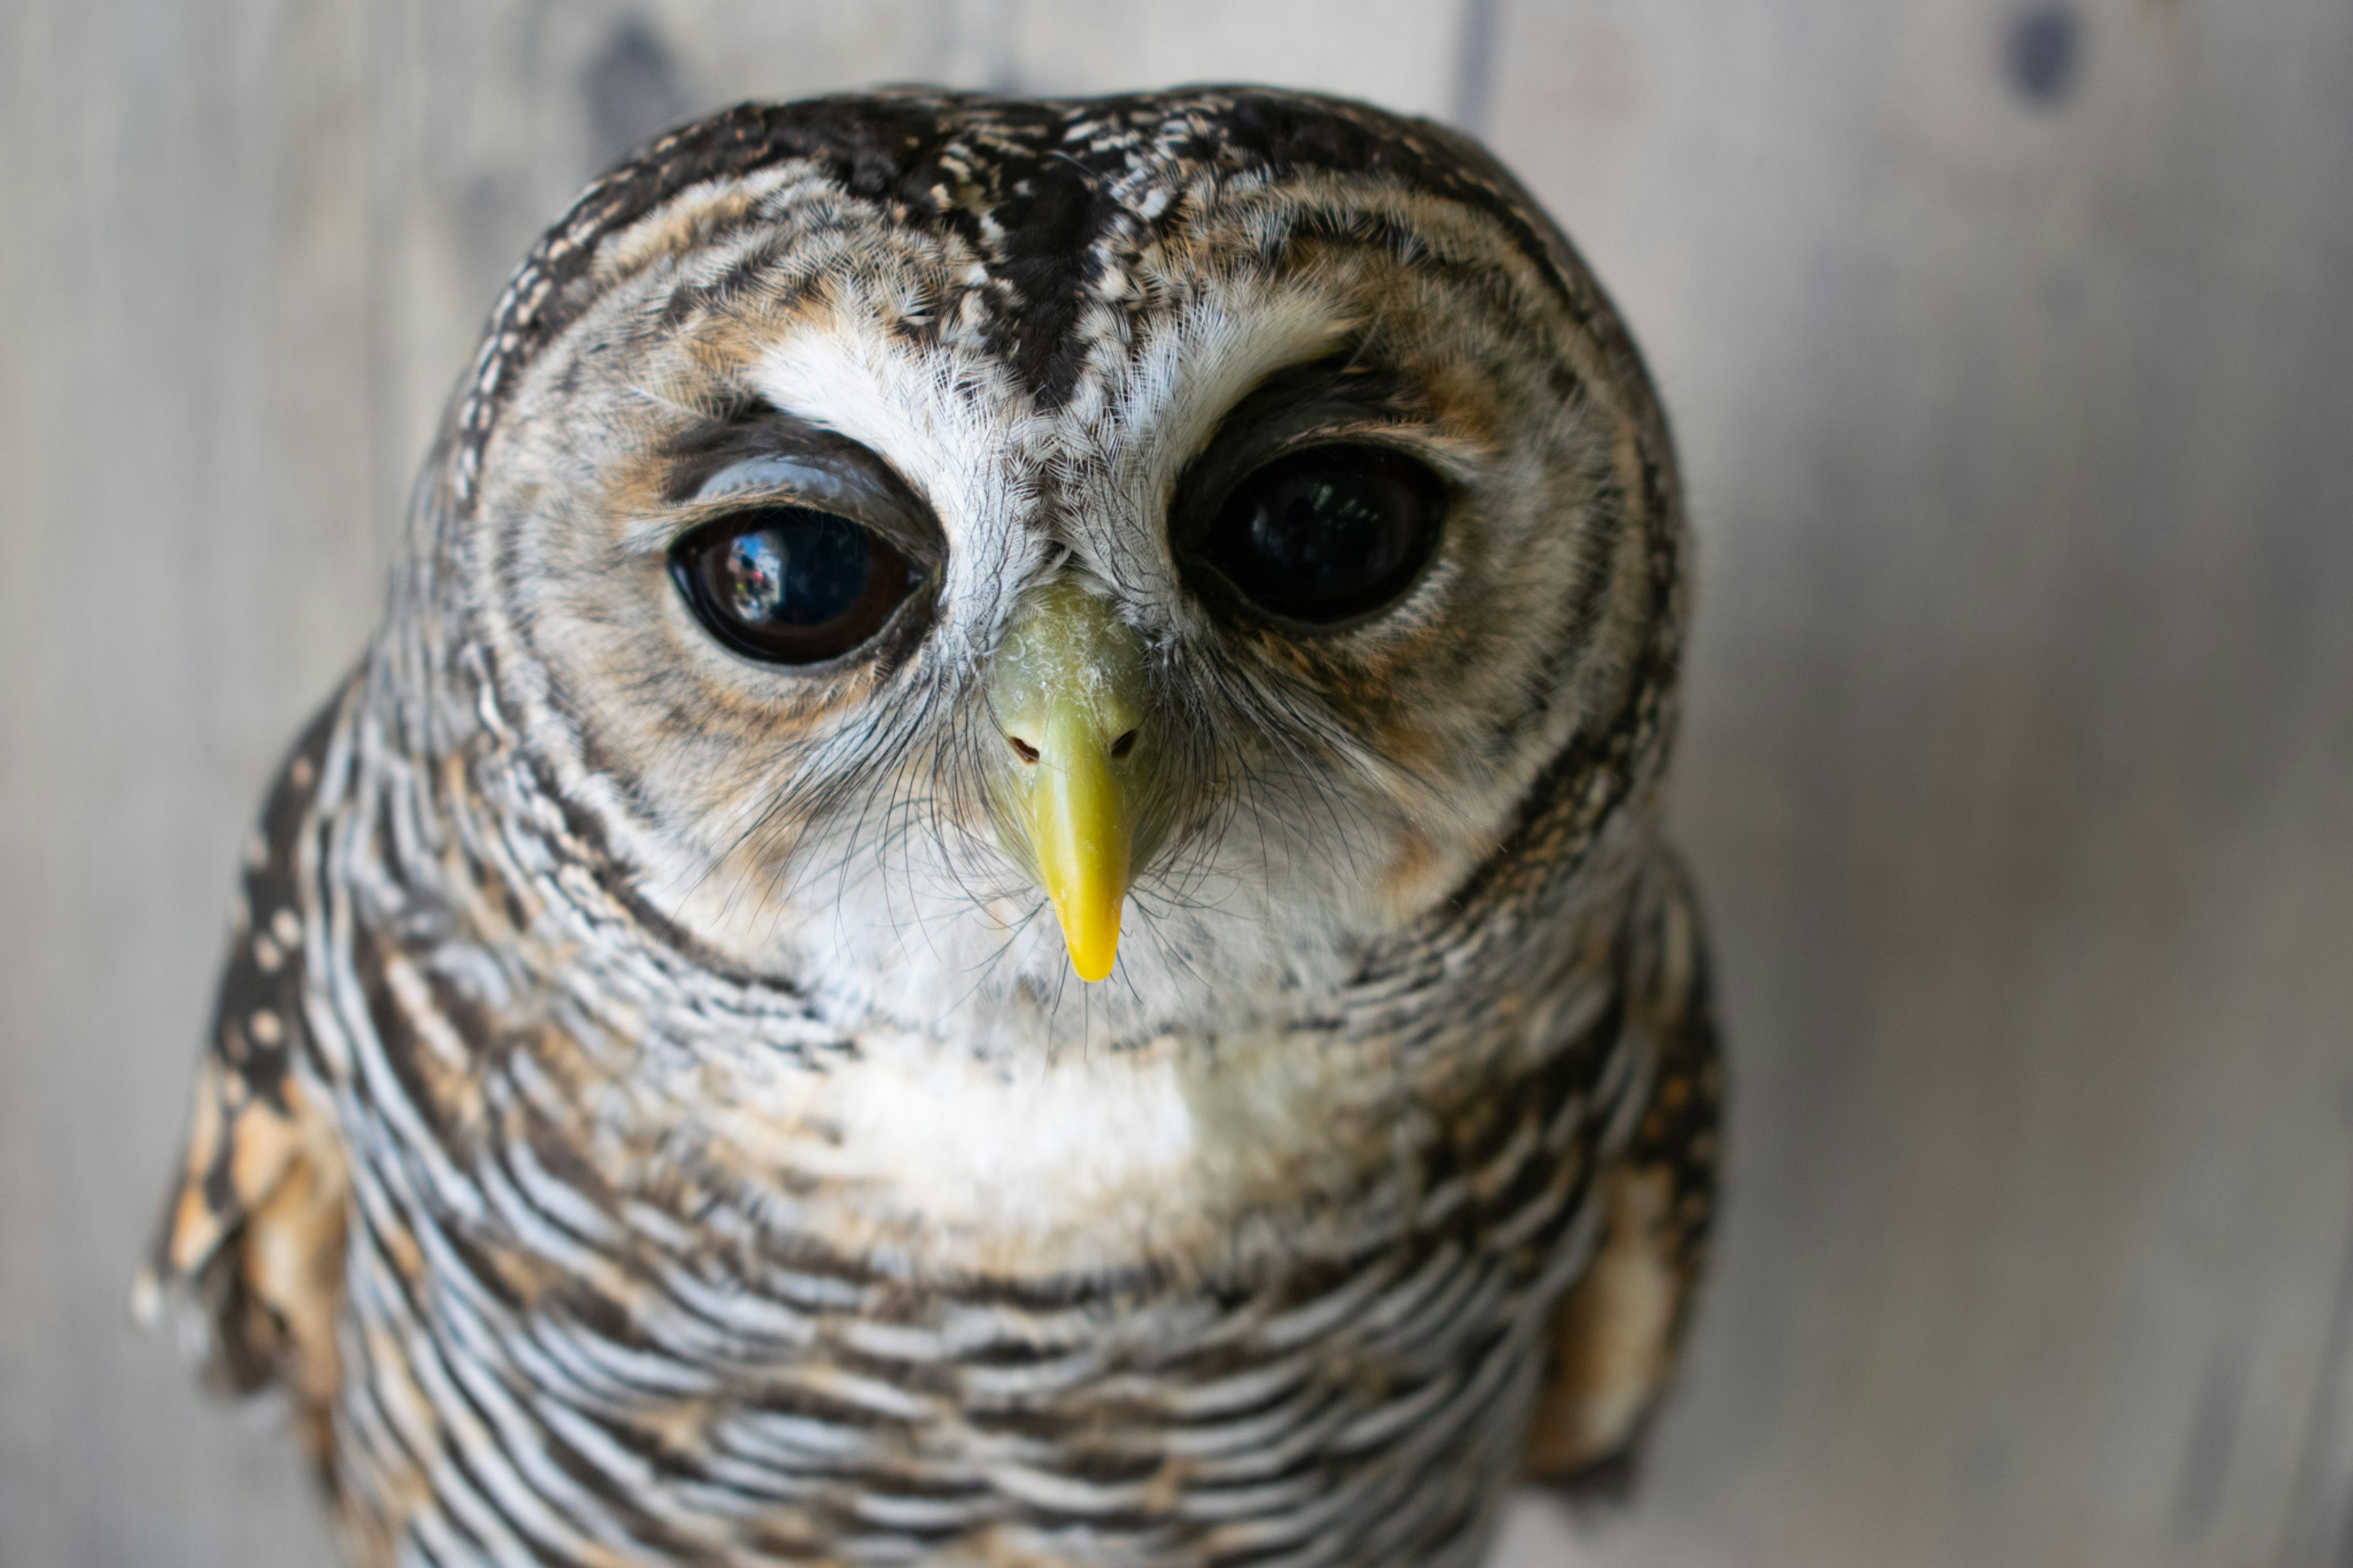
{"left": 0, "top": 0, "right": 369, "bottom": 1561}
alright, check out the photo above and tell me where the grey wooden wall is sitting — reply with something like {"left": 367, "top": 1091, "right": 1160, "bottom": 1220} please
{"left": 3, "top": 2, "right": 2349, "bottom": 1564}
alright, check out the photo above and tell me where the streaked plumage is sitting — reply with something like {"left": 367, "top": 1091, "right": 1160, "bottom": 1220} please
{"left": 138, "top": 89, "right": 1721, "bottom": 1566}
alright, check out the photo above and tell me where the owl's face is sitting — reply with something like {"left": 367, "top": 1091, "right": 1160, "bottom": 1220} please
{"left": 436, "top": 95, "right": 1672, "bottom": 1051}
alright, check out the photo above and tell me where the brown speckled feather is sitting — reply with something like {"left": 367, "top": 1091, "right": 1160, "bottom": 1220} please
{"left": 137, "top": 684, "right": 355, "bottom": 1463}
{"left": 1525, "top": 854, "right": 1721, "bottom": 1484}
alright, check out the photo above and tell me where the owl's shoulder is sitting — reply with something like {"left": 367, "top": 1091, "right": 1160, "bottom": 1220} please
{"left": 1523, "top": 846, "right": 1723, "bottom": 1485}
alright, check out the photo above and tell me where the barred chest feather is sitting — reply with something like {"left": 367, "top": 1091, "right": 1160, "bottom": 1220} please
{"left": 260, "top": 673, "right": 1660, "bottom": 1567}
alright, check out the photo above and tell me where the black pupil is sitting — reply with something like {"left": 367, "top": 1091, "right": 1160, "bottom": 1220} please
{"left": 1203, "top": 447, "right": 1444, "bottom": 623}
{"left": 672, "top": 506, "right": 913, "bottom": 664}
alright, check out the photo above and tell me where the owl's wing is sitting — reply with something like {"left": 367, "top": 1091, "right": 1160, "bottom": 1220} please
{"left": 1524, "top": 849, "right": 1722, "bottom": 1487}
{"left": 133, "top": 686, "right": 354, "bottom": 1462}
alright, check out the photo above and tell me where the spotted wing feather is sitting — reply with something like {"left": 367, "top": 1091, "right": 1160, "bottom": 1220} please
{"left": 134, "top": 684, "right": 354, "bottom": 1462}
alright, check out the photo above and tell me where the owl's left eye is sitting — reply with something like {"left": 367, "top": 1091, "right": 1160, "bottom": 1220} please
{"left": 1190, "top": 444, "right": 1448, "bottom": 627}
{"left": 669, "top": 507, "right": 920, "bottom": 665}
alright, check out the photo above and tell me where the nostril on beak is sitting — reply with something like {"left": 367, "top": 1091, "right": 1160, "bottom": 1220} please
{"left": 1007, "top": 734, "right": 1040, "bottom": 764}
{"left": 1108, "top": 729, "right": 1138, "bottom": 760}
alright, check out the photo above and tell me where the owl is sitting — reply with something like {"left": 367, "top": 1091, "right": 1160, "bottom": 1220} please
{"left": 136, "top": 89, "right": 1721, "bottom": 1567}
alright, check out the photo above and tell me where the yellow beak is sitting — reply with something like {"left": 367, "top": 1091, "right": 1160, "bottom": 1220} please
{"left": 987, "top": 580, "right": 1153, "bottom": 983}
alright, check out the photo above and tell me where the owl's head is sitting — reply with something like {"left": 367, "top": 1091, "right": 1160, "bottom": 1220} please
{"left": 397, "top": 90, "right": 1684, "bottom": 1050}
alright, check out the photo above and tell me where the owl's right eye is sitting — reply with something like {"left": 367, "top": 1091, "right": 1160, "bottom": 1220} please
{"left": 669, "top": 507, "right": 920, "bottom": 665}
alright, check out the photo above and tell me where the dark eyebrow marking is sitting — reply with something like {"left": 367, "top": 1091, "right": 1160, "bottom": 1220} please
{"left": 656, "top": 400, "right": 949, "bottom": 564}
{"left": 660, "top": 403, "right": 926, "bottom": 509}
{"left": 1207, "top": 352, "right": 1422, "bottom": 441}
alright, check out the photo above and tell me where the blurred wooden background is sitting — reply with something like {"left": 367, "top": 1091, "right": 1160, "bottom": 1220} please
{"left": 4, "top": 1, "right": 2350, "bottom": 1563}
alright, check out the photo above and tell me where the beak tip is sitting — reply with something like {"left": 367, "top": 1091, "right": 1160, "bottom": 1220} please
{"left": 1063, "top": 917, "right": 1120, "bottom": 983}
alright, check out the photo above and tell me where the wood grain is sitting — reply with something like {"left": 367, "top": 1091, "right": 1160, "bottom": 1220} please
{"left": 2, "top": 2, "right": 2347, "bottom": 1564}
